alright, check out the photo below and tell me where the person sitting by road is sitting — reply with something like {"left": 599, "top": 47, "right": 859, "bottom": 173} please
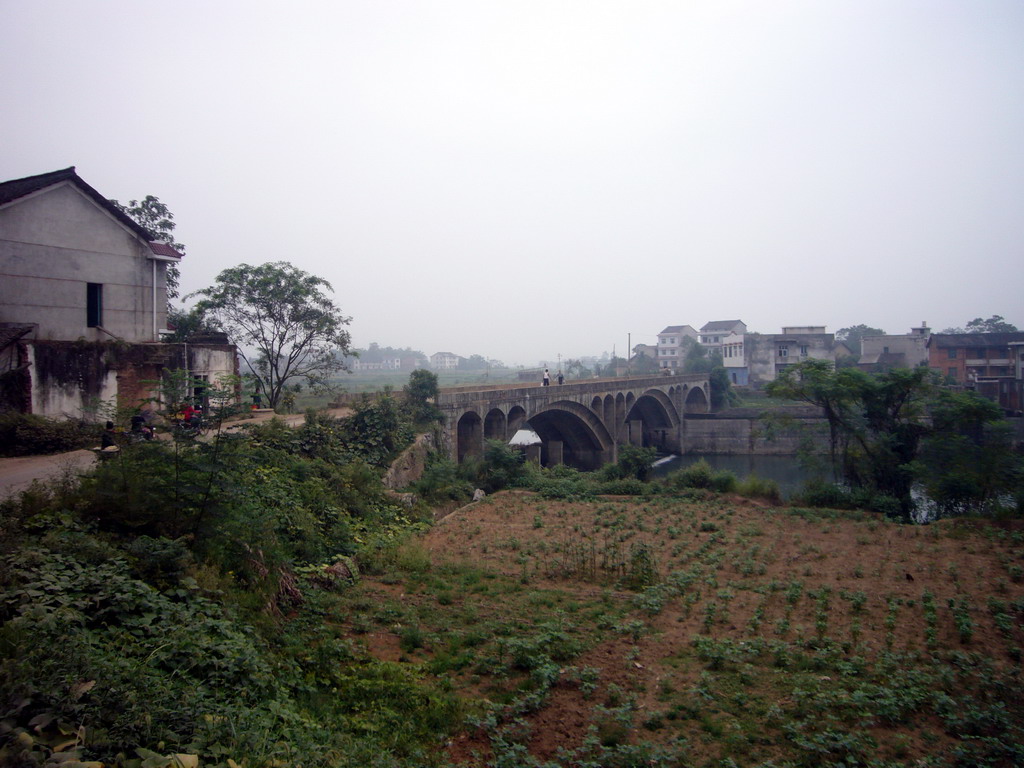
{"left": 130, "top": 413, "right": 153, "bottom": 440}
{"left": 101, "top": 421, "right": 117, "bottom": 449}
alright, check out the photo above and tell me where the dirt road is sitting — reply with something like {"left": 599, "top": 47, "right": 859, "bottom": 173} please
{"left": 0, "top": 450, "right": 97, "bottom": 499}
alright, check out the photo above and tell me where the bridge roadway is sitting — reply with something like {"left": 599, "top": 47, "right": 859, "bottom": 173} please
{"left": 435, "top": 373, "right": 711, "bottom": 470}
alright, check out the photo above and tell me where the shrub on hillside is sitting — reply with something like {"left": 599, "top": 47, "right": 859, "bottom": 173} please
{"left": 736, "top": 474, "right": 782, "bottom": 504}
{"left": 599, "top": 445, "right": 658, "bottom": 482}
{"left": 479, "top": 440, "right": 530, "bottom": 492}
{"left": 796, "top": 479, "right": 900, "bottom": 516}
{"left": 597, "top": 478, "right": 654, "bottom": 496}
{"left": 665, "top": 459, "right": 736, "bottom": 493}
{"left": 414, "top": 453, "right": 474, "bottom": 503}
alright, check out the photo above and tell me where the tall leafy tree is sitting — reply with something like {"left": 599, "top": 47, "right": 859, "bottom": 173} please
{"left": 942, "top": 315, "right": 1019, "bottom": 334}
{"left": 110, "top": 195, "right": 184, "bottom": 300}
{"left": 767, "top": 360, "right": 933, "bottom": 521}
{"left": 190, "top": 262, "right": 352, "bottom": 409}
{"left": 920, "top": 390, "right": 1022, "bottom": 517}
{"left": 165, "top": 306, "right": 221, "bottom": 343}
{"left": 564, "top": 359, "right": 591, "bottom": 379}
{"left": 404, "top": 369, "right": 441, "bottom": 423}
{"left": 629, "top": 348, "right": 660, "bottom": 375}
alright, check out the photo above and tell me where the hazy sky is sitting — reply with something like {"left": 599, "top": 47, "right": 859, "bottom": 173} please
{"left": 3, "top": 1, "right": 1022, "bottom": 366}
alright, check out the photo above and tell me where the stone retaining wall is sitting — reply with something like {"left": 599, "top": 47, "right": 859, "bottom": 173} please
{"left": 684, "top": 411, "right": 829, "bottom": 455}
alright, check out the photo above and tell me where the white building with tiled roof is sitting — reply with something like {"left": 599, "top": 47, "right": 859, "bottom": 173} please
{"left": 656, "top": 325, "right": 698, "bottom": 369}
{"left": 430, "top": 351, "right": 460, "bottom": 369}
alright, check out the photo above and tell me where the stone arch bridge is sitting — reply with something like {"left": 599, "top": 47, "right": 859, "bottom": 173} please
{"left": 436, "top": 373, "right": 711, "bottom": 470}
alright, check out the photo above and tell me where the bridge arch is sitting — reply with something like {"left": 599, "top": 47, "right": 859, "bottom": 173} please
{"left": 528, "top": 400, "right": 614, "bottom": 471}
{"left": 684, "top": 385, "right": 709, "bottom": 414}
{"left": 507, "top": 405, "right": 527, "bottom": 436}
{"left": 624, "top": 389, "right": 682, "bottom": 452}
{"left": 484, "top": 408, "right": 506, "bottom": 441}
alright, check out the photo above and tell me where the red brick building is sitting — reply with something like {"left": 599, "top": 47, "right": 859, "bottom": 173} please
{"left": 927, "top": 332, "right": 1024, "bottom": 414}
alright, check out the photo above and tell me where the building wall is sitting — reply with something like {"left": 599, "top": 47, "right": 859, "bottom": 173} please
{"left": 16, "top": 340, "right": 236, "bottom": 420}
{"left": 27, "top": 342, "right": 119, "bottom": 418}
{"left": 721, "top": 333, "right": 748, "bottom": 385}
{"left": 746, "top": 332, "right": 838, "bottom": 385}
{"left": 928, "top": 344, "right": 966, "bottom": 381}
{"left": 657, "top": 326, "right": 698, "bottom": 369}
{"left": 0, "top": 183, "right": 170, "bottom": 343}
{"left": 861, "top": 333, "right": 930, "bottom": 368}
{"left": 430, "top": 353, "right": 459, "bottom": 369}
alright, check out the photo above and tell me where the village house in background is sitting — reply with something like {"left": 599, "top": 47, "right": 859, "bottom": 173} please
{"left": 654, "top": 319, "right": 853, "bottom": 387}
{"left": 859, "top": 322, "right": 932, "bottom": 371}
{"left": 656, "top": 324, "right": 698, "bottom": 369}
{"left": 699, "top": 320, "right": 747, "bottom": 353}
{"left": 430, "top": 351, "right": 460, "bottom": 370}
{"left": 927, "top": 331, "right": 1024, "bottom": 414}
{"left": 723, "top": 326, "right": 849, "bottom": 386}
{"left": 351, "top": 357, "right": 403, "bottom": 372}
{"left": 0, "top": 167, "right": 237, "bottom": 418}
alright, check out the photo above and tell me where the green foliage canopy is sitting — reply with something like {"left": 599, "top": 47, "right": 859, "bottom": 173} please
{"left": 403, "top": 369, "right": 441, "bottom": 424}
{"left": 190, "top": 262, "right": 352, "bottom": 409}
{"left": 110, "top": 195, "right": 184, "bottom": 300}
{"left": 942, "top": 315, "right": 1019, "bottom": 334}
{"left": 767, "top": 360, "right": 934, "bottom": 520}
{"left": 767, "top": 359, "right": 1021, "bottom": 521}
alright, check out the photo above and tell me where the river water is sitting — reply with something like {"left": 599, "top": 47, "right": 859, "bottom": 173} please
{"left": 650, "top": 453, "right": 831, "bottom": 500}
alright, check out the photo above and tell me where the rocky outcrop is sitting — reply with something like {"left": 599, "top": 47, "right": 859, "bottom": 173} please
{"left": 382, "top": 432, "right": 435, "bottom": 490}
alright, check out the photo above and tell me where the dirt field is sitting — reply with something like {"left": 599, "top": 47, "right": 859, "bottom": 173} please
{"left": 339, "top": 490, "right": 1024, "bottom": 766}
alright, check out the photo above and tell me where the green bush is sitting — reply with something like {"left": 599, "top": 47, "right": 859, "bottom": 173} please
{"left": 797, "top": 479, "right": 854, "bottom": 508}
{"left": 597, "top": 478, "right": 653, "bottom": 496}
{"left": 736, "top": 474, "right": 782, "bottom": 503}
{"left": 603, "top": 445, "right": 658, "bottom": 481}
{"left": 709, "top": 468, "right": 737, "bottom": 493}
{"left": 665, "top": 459, "right": 736, "bottom": 493}
{"left": 666, "top": 459, "right": 713, "bottom": 489}
{"left": 338, "top": 396, "right": 414, "bottom": 468}
{"left": 413, "top": 452, "right": 474, "bottom": 503}
{"left": 796, "top": 480, "right": 900, "bottom": 517}
{"left": 479, "top": 439, "right": 530, "bottom": 492}
{"left": 0, "top": 412, "right": 98, "bottom": 456}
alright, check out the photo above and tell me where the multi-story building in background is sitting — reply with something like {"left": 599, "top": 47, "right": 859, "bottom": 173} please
{"left": 656, "top": 325, "right": 698, "bottom": 369}
{"left": 430, "top": 351, "right": 461, "bottom": 369}
{"left": 699, "top": 320, "right": 747, "bottom": 353}
{"left": 927, "top": 332, "right": 1024, "bottom": 413}
{"left": 743, "top": 326, "right": 849, "bottom": 386}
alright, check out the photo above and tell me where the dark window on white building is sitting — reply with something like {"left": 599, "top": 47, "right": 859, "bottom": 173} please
{"left": 86, "top": 283, "right": 103, "bottom": 327}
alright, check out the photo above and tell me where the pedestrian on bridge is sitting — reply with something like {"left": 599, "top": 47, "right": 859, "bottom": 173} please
{"left": 557, "top": 371, "right": 564, "bottom": 385}
{"left": 542, "top": 368, "right": 550, "bottom": 386}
